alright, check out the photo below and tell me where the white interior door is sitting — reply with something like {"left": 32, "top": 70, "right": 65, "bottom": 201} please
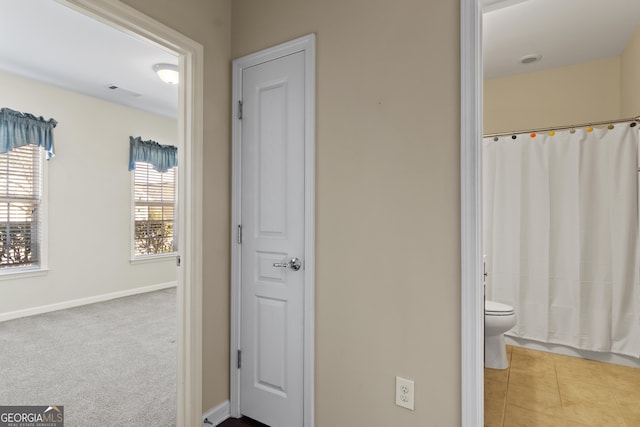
{"left": 239, "top": 50, "right": 306, "bottom": 427}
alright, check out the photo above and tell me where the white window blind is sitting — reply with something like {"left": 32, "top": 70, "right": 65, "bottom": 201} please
{"left": 0, "top": 144, "right": 42, "bottom": 269}
{"left": 133, "top": 162, "right": 176, "bottom": 257}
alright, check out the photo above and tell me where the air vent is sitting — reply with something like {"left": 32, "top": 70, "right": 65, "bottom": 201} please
{"left": 105, "top": 84, "right": 142, "bottom": 98}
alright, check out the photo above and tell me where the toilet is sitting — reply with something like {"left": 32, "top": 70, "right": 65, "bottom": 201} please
{"left": 484, "top": 300, "right": 517, "bottom": 369}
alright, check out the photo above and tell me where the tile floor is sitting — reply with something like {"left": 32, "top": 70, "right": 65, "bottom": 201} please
{"left": 485, "top": 345, "right": 640, "bottom": 426}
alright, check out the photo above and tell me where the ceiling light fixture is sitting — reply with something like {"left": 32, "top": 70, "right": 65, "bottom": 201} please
{"left": 519, "top": 54, "right": 542, "bottom": 65}
{"left": 153, "top": 63, "right": 179, "bottom": 85}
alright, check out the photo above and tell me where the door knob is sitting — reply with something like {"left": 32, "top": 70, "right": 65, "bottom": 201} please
{"left": 273, "top": 257, "right": 302, "bottom": 271}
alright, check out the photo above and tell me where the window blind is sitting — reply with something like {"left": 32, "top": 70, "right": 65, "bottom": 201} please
{"left": 133, "top": 161, "right": 176, "bottom": 256}
{"left": 0, "top": 144, "right": 41, "bottom": 268}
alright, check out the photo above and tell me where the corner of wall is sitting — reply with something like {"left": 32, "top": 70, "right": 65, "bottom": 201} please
{"left": 621, "top": 21, "right": 640, "bottom": 117}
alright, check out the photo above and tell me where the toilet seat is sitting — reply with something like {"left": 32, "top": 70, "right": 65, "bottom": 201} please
{"left": 485, "top": 300, "right": 514, "bottom": 316}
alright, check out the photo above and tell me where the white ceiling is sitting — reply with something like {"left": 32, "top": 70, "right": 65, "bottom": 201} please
{"left": 1, "top": 0, "right": 639, "bottom": 115}
{"left": 483, "top": 0, "right": 640, "bottom": 79}
{"left": 0, "top": 0, "right": 178, "bottom": 118}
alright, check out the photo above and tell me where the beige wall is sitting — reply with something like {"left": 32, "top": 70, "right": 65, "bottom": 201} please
{"left": 118, "top": 0, "right": 462, "bottom": 423}
{"left": 0, "top": 70, "right": 177, "bottom": 315}
{"left": 621, "top": 22, "right": 640, "bottom": 117}
{"left": 485, "top": 18, "right": 640, "bottom": 135}
{"left": 120, "top": 0, "right": 232, "bottom": 410}
{"left": 232, "top": 1, "right": 460, "bottom": 425}
{"left": 484, "top": 57, "right": 621, "bottom": 134}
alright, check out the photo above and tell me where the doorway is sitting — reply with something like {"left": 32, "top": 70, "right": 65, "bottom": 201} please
{"left": 57, "top": 1, "right": 204, "bottom": 425}
{"left": 231, "top": 34, "right": 316, "bottom": 427}
{"left": 463, "top": 0, "right": 640, "bottom": 424}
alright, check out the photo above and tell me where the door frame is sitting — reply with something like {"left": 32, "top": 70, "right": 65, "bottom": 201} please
{"left": 460, "top": 0, "right": 484, "bottom": 426}
{"left": 230, "top": 34, "right": 316, "bottom": 426}
{"left": 60, "top": 1, "right": 204, "bottom": 425}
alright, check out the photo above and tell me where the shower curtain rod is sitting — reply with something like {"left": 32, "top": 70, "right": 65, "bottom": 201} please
{"left": 484, "top": 115, "right": 640, "bottom": 139}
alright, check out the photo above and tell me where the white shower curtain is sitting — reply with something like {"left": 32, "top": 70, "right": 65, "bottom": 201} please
{"left": 483, "top": 124, "right": 640, "bottom": 357}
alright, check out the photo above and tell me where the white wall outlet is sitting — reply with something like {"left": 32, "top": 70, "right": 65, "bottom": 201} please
{"left": 395, "top": 376, "right": 415, "bottom": 410}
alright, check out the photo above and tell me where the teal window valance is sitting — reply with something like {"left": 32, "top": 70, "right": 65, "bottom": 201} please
{"left": 0, "top": 108, "right": 57, "bottom": 159}
{"left": 128, "top": 136, "right": 177, "bottom": 173}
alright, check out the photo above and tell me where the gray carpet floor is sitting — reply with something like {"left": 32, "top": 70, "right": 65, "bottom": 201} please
{"left": 0, "top": 287, "right": 177, "bottom": 426}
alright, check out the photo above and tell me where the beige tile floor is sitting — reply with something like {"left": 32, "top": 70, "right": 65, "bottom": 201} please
{"left": 485, "top": 345, "right": 640, "bottom": 426}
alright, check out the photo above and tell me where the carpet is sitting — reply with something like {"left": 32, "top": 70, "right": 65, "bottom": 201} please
{"left": 0, "top": 287, "right": 177, "bottom": 426}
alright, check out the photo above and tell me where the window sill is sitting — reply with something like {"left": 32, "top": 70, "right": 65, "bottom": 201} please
{"left": 130, "top": 253, "right": 177, "bottom": 265}
{"left": 0, "top": 268, "right": 49, "bottom": 281}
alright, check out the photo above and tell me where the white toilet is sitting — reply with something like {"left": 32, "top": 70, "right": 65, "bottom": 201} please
{"left": 484, "top": 300, "right": 517, "bottom": 369}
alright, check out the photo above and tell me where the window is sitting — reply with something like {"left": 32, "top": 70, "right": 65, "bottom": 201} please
{"left": 133, "top": 161, "right": 176, "bottom": 257}
{"left": 0, "top": 144, "right": 43, "bottom": 270}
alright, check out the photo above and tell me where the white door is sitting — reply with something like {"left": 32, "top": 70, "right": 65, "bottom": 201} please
{"left": 239, "top": 50, "right": 306, "bottom": 426}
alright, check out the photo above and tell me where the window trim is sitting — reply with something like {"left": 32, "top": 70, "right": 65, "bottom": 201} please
{"left": 129, "top": 252, "right": 176, "bottom": 264}
{"left": 0, "top": 267, "right": 48, "bottom": 280}
{"left": 130, "top": 162, "right": 177, "bottom": 261}
{"left": 0, "top": 146, "right": 48, "bottom": 275}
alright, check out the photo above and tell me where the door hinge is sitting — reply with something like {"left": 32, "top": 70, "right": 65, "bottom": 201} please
{"left": 237, "top": 349, "right": 242, "bottom": 369}
{"left": 237, "top": 224, "right": 243, "bottom": 244}
{"left": 176, "top": 255, "right": 181, "bottom": 267}
{"left": 238, "top": 100, "right": 243, "bottom": 120}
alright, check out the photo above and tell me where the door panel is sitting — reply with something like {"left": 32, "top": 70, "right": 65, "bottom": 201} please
{"left": 240, "top": 50, "right": 305, "bottom": 427}
{"left": 256, "top": 296, "right": 287, "bottom": 393}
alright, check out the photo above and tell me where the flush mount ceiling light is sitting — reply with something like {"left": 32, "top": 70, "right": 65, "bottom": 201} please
{"left": 519, "top": 54, "right": 542, "bottom": 65}
{"left": 153, "top": 63, "right": 179, "bottom": 85}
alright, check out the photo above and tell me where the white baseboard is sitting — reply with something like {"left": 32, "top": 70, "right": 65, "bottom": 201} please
{"left": 0, "top": 281, "right": 177, "bottom": 322}
{"left": 203, "top": 400, "right": 230, "bottom": 426}
{"left": 505, "top": 336, "right": 640, "bottom": 368}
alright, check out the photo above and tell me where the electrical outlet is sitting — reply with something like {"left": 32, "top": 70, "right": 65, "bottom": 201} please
{"left": 395, "top": 376, "right": 414, "bottom": 410}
